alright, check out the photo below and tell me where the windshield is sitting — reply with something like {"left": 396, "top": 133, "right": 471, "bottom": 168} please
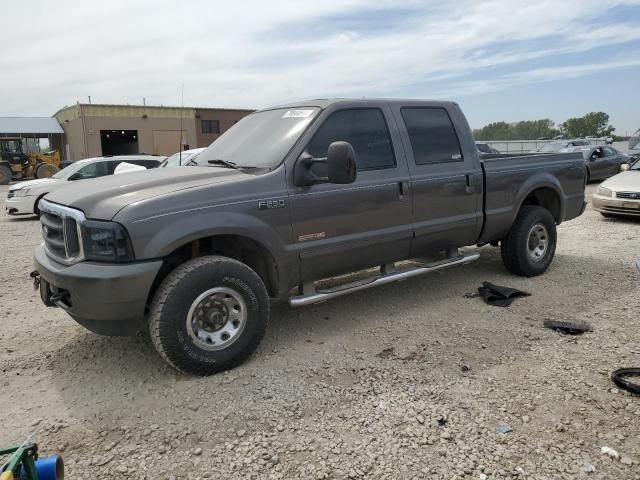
{"left": 194, "top": 107, "right": 320, "bottom": 169}
{"left": 0, "top": 139, "right": 23, "bottom": 153}
{"left": 538, "top": 142, "right": 565, "bottom": 152}
{"left": 163, "top": 149, "right": 204, "bottom": 167}
{"left": 51, "top": 159, "right": 94, "bottom": 179}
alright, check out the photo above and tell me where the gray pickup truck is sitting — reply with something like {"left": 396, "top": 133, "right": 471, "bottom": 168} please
{"left": 33, "top": 99, "right": 586, "bottom": 375}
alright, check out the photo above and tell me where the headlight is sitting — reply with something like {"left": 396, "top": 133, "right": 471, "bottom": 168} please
{"left": 595, "top": 186, "right": 613, "bottom": 197}
{"left": 12, "top": 188, "right": 30, "bottom": 197}
{"left": 81, "top": 220, "right": 134, "bottom": 262}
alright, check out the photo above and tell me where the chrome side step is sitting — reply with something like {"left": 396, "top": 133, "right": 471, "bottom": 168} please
{"left": 288, "top": 252, "right": 480, "bottom": 307}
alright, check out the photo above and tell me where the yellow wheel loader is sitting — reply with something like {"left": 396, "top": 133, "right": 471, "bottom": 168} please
{"left": 0, "top": 138, "right": 60, "bottom": 185}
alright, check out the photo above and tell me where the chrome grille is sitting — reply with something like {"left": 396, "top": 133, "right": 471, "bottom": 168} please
{"left": 39, "top": 200, "right": 86, "bottom": 264}
{"left": 616, "top": 191, "right": 640, "bottom": 200}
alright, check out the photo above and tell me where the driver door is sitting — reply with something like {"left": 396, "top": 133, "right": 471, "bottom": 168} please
{"left": 288, "top": 104, "right": 413, "bottom": 282}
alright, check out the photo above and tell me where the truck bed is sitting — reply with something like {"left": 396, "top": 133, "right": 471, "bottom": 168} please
{"left": 479, "top": 151, "right": 586, "bottom": 243}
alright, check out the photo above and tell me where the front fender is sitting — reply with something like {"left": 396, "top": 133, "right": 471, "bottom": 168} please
{"left": 121, "top": 201, "right": 298, "bottom": 292}
{"left": 132, "top": 210, "right": 285, "bottom": 260}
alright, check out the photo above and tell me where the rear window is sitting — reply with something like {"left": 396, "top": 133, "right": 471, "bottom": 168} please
{"left": 133, "top": 159, "right": 160, "bottom": 169}
{"left": 401, "top": 108, "right": 463, "bottom": 165}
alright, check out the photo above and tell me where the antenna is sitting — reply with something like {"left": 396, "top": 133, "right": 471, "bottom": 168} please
{"left": 179, "top": 84, "right": 184, "bottom": 166}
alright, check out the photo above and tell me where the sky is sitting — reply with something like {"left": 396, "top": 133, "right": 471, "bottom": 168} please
{"left": 2, "top": 0, "right": 640, "bottom": 134}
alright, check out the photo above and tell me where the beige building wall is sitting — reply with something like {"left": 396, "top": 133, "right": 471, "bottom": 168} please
{"left": 55, "top": 104, "right": 227, "bottom": 160}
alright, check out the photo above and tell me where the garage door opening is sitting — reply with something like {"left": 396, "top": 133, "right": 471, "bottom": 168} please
{"left": 100, "top": 130, "right": 139, "bottom": 155}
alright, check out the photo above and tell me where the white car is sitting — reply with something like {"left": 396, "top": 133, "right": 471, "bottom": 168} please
{"left": 592, "top": 159, "right": 640, "bottom": 218}
{"left": 5, "top": 155, "right": 163, "bottom": 216}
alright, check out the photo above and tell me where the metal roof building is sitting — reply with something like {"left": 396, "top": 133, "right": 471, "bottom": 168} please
{"left": 0, "top": 117, "right": 64, "bottom": 136}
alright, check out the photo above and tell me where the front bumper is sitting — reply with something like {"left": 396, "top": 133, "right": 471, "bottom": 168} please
{"left": 5, "top": 194, "right": 36, "bottom": 215}
{"left": 34, "top": 244, "right": 163, "bottom": 321}
{"left": 592, "top": 194, "right": 640, "bottom": 217}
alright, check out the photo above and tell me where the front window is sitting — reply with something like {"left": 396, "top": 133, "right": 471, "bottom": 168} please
{"left": 538, "top": 142, "right": 565, "bottom": 153}
{"left": 73, "top": 161, "right": 109, "bottom": 180}
{"left": 51, "top": 159, "right": 94, "bottom": 179}
{"left": 195, "top": 108, "right": 320, "bottom": 169}
{"left": 306, "top": 108, "right": 395, "bottom": 171}
{"left": 629, "top": 130, "right": 640, "bottom": 150}
{"left": 1, "top": 139, "right": 23, "bottom": 153}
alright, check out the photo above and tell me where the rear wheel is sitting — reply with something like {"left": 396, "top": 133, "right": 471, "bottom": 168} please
{"left": 148, "top": 256, "right": 269, "bottom": 375}
{"left": 0, "top": 165, "right": 11, "bottom": 185}
{"left": 35, "top": 163, "right": 59, "bottom": 178}
{"left": 501, "top": 206, "right": 557, "bottom": 277}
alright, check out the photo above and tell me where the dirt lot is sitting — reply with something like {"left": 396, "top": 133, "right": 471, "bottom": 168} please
{"left": 1, "top": 183, "right": 639, "bottom": 479}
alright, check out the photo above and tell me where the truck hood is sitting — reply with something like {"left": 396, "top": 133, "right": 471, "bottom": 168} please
{"left": 45, "top": 166, "right": 249, "bottom": 220}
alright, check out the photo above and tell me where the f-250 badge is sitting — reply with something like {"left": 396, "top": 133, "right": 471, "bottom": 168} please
{"left": 258, "top": 199, "right": 286, "bottom": 210}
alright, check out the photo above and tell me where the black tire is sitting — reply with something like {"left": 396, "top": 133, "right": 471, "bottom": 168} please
{"left": 501, "top": 205, "right": 557, "bottom": 277}
{"left": 71, "top": 315, "right": 145, "bottom": 336}
{"left": 611, "top": 368, "right": 640, "bottom": 395}
{"left": 0, "top": 165, "right": 11, "bottom": 185}
{"left": 35, "top": 163, "right": 59, "bottom": 178}
{"left": 148, "top": 255, "right": 269, "bottom": 375}
{"left": 34, "top": 193, "right": 48, "bottom": 216}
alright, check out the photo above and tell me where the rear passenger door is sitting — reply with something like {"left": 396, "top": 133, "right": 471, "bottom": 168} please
{"left": 391, "top": 104, "right": 483, "bottom": 255}
{"left": 288, "top": 104, "right": 413, "bottom": 282}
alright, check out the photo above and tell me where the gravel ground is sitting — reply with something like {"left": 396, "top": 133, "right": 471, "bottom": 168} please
{"left": 1, "top": 183, "right": 639, "bottom": 479}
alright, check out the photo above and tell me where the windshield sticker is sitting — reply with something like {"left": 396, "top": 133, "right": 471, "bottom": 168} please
{"left": 282, "top": 109, "right": 314, "bottom": 118}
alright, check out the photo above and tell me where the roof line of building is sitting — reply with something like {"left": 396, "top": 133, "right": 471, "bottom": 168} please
{"left": 53, "top": 104, "right": 255, "bottom": 117}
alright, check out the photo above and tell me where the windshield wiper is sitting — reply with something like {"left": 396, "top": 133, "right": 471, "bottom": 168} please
{"left": 207, "top": 159, "right": 261, "bottom": 170}
{"left": 207, "top": 159, "right": 241, "bottom": 169}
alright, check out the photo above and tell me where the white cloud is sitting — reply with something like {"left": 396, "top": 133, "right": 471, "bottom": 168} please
{"left": 1, "top": 0, "right": 640, "bottom": 117}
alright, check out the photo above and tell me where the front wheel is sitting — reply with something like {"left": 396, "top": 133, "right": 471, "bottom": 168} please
{"left": 501, "top": 206, "right": 557, "bottom": 277}
{"left": 35, "top": 163, "right": 59, "bottom": 178}
{"left": 148, "top": 256, "right": 270, "bottom": 375}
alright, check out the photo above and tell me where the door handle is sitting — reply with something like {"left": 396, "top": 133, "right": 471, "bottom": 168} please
{"left": 465, "top": 174, "right": 475, "bottom": 194}
{"left": 398, "top": 181, "right": 409, "bottom": 200}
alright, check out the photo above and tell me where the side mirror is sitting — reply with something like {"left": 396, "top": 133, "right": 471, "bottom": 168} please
{"left": 68, "top": 173, "right": 81, "bottom": 181}
{"left": 591, "top": 154, "right": 598, "bottom": 161}
{"left": 293, "top": 141, "right": 357, "bottom": 186}
{"left": 327, "top": 141, "right": 357, "bottom": 184}
{"left": 620, "top": 163, "right": 630, "bottom": 172}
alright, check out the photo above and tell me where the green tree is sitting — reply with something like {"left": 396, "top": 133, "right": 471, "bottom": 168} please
{"left": 560, "top": 112, "right": 614, "bottom": 137}
{"left": 474, "top": 119, "right": 558, "bottom": 140}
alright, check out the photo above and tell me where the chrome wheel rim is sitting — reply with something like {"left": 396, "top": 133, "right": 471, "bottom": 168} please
{"left": 186, "top": 287, "right": 247, "bottom": 351}
{"left": 527, "top": 223, "right": 548, "bottom": 262}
